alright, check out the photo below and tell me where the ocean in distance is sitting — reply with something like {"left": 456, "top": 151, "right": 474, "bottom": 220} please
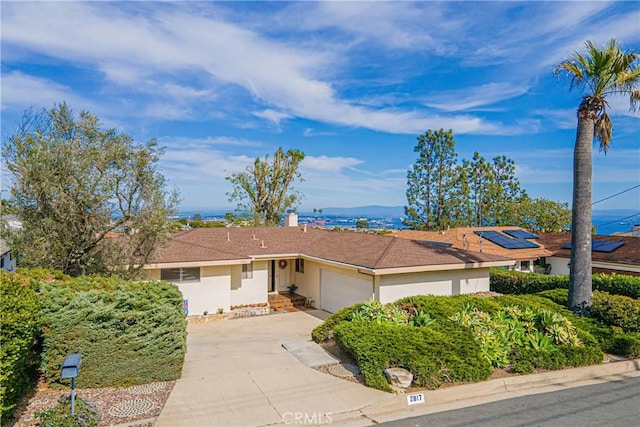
{"left": 178, "top": 210, "right": 639, "bottom": 236}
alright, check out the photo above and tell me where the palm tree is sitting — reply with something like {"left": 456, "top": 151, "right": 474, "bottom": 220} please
{"left": 555, "top": 39, "right": 639, "bottom": 312}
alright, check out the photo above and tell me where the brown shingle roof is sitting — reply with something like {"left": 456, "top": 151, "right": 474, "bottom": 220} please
{"left": 149, "top": 226, "right": 512, "bottom": 270}
{"left": 536, "top": 233, "right": 640, "bottom": 266}
{"left": 393, "top": 227, "right": 553, "bottom": 261}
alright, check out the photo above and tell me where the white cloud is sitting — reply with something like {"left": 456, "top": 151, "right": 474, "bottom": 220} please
{"left": 252, "top": 109, "right": 292, "bottom": 126}
{"left": 424, "top": 83, "right": 529, "bottom": 112}
{"left": 0, "top": 71, "right": 97, "bottom": 113}
{"left": 302, "top": 155, "right": 363, "bottom": 173}
{"left": 0, "top": 1, "right": 525, "bottom": 136}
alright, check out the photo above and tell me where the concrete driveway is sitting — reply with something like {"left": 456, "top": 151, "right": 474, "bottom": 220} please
{"left": 156, "top": 310, "right": 391, "bottom": 427}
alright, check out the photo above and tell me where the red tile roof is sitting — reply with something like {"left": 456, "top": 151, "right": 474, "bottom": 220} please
{"left": 149, "top": 226, "right": 512, "bottom": 270}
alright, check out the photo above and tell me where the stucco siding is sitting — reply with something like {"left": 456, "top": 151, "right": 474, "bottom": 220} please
{"left": 230, "top": 261, "right": 268, "bottom": 307}
{"left": 378, "top": 268, "right": 490, "bottom": 304}
{"left": 547, "top": 256, "right": 570, "bottom": 276}
{"left": 293, "top": 258, "right": 321, "bottom": 307}
{"left": 144, "top": 266, "right": 232, "bottom": 315}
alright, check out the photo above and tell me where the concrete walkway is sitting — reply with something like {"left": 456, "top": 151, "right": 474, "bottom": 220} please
{"left": 157, "top": 310, "right": 640, "bottom": 427}
{"left": 156, "top": 310, "right": 392, "bottom": 427}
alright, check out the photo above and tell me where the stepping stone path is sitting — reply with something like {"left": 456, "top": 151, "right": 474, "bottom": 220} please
{"left": 108, "top": 398, "right": 155, "bottom": 418}
{"left": 107, "top": 382, "right": 166, "bottom": 418}
{"left": 327, "top": 363, "right": 360, "bottom": 379}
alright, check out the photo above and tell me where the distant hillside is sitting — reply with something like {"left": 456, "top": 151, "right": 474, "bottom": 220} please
{"left": 317, "top": 205, "right": 404, "bottom": 217}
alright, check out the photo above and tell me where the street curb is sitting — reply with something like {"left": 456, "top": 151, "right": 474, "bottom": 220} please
{"left": 331, "top": 359, "right": 640, "bottom": 426}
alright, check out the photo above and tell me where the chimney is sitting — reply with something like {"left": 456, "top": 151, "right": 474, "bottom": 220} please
{"left": 261, "top": 240, "right": 266, "bottom": 248}
{"left": 226, "top": 232, "right": 230, "bottom": 241}
{"left": 285, "top": 210, "right": 298, "bottom": 227}
{"left": 303, "top": 224, "right": 307, "bottom": 233}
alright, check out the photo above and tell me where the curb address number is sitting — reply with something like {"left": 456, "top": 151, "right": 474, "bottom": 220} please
{"left": 407, "top": 393, "right": 425, "bottom": 405}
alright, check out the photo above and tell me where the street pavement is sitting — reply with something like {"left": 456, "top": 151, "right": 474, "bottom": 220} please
{"left": 156, "top": 310, "right": 640, "bottom": 427}
{"left": 378, "top": 376, "right": 640, "bottom": 427}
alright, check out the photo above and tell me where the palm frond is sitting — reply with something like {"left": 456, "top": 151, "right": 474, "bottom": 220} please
{"left": 594, "top": 113, "right": 612, "bottom": 154}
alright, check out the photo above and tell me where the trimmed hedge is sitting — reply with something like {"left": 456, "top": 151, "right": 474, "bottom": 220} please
{"left": 490, "top": 270, "right": 569, "bottom": 295}
{"left": 590, "top": 292, "right": 640, "bottom": 332}
{"left": 609, "top": 333, "right": 640, "bottom": 358}
{"left": 0, "top": 273, "right": 41, "bottom": 420}
{"left": 333, "top": 320, "right": 492, "bottom": 392}
{"left": 490, "top": 270, "right": 640, "bottom": 299}
{"left": 311, "top": 303, "right": 364, "bottom": 343}
{"left": 39, "top": 278, "right": 187, "bottom": 388}
{"left": 593, "top": 274, "right": 640, "bottom": 299}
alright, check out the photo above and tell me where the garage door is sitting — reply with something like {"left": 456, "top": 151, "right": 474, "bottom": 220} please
{"left": 320, "top": 269, "right": 373, "bottom": 313}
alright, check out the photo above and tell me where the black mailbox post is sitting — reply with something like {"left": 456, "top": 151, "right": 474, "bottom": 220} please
{"left": 61, "top": 354, "right": 82, "bottom": 416}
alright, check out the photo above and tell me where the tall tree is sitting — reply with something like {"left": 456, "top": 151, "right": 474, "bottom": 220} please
{"left": 484, "top": 155, "right": 527, "bottom": 226}
{"left": 405, "top": 129, "right": 459, "bottom": 230}
{"left": 512, "top": 195, "right": 572, "bottom": 233}
{"left": 3, "top": 103, "right": 179, "bottom": 277}
{"left": 461, "top": 152, "right": 492, "bottom": 226}
{"left": 226, "top": 147, "right": 305, "bottom": 226}
{"left": 555, "top": 39, "right": 639, "bottom": 311}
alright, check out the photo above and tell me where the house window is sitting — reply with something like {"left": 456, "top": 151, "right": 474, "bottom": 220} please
{"left": 161, "top": 267, "right": 200, "bottom": 284}
{"left": 295, "top": 258, "right": 305, "bottom": 273}
{"left": 242, "top": 263, "right": 253, "bottom": 279}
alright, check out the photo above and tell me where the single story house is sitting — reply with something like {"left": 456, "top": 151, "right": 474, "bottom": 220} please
{"left": 143, "top": 221, "right": 513, "bottom": 315}
{"left": 394, "top": 227, "right": 640, "bottom": 277}
{"left": 535, "top": 233, "right": 640, "bottom": 277}
{"left": 0, "top": 238, "right": 17, "bottom": 272}
{"left": 394, "top": 227, "right": 552, "bottom": 273}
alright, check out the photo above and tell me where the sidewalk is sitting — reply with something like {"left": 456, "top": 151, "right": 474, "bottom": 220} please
{"left": 330, "top": 359, "right": 640, "bottom": 426}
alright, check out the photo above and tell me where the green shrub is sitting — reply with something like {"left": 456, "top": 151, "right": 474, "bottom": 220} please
{"left": 333, "top": 320, "right": 492, "bottom": 392}
{"left": 590, "top": 291, "right": 640, "bottom": 332}
{"left": 490, "top": 269, "right": 640, "bottom": 299}
{"left": 592, "top": 273, "right": 640, "bottom": 299}
{"left": 349, "top": 300, "right": 409, "bottom": 326}
{"left": 490, "top": 270, "right": 568, "bottom": 294}
{"left": 0, "top": 273, "right": 41, "bottom": 420}
{"left": 35, "top": 396, "right": 99, "bottom": 427}
{"left": 39, "top": 278, "right": 187, "bottom": 388}
{"left": 396, "top": 294, "right": 502, "bottom": 320}
{"left": 536, "top": 289, "right": 569, "bottom": 306}
{"left": 311, "top": 303, "right": 364, "bottom": 342}
{"left": 609, "top": 334, "right": 640, "bottom": 358}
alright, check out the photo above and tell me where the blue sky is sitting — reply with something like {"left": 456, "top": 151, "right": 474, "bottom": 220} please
{"left": 1, "top": 1, "right": 639, "bottom": 213}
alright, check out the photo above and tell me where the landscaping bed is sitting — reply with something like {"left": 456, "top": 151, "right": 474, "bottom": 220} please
{"left": 4, "top": 378, "right": 174, "bottom": 427}
{"left": 312, "top": 281, "right": 640, "bottom": 393}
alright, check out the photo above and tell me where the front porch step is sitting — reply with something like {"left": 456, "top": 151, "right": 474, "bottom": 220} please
{"left": 268, "top": 293, "right": 307, "bottom": 310}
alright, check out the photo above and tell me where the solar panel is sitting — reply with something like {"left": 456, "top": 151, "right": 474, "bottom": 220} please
{"left": 418, "top": 240, "right": 453, "bottom": 248}
{"left": 474, "top": 231, "right": 540, "bottom": 249}
{"left": 504, "top": 229, "right": 539, "bottom": 239}
{"left": 561, "top": 240, "right": 625, "bottom": 253}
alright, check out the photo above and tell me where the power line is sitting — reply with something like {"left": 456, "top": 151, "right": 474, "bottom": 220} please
{"left": 594, "top": 212, "right": 640, "bottom": 229}
{"left": 592, "top": 184, "right": 640, "bottom": 205}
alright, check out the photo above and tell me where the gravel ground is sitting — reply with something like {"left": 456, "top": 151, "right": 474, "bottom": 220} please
{"left": 5, "top": 379, "right": 174, "bottom": 427}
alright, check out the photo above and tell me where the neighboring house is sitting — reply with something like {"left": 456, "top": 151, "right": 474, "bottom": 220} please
{"left": 143, "top": 221, "right": 512, "bottom": 315}
{"left": 0, "top": 238, "right": 17, "bottom": 272}
{"left": 394, "top": 227, "right": 552, "bottom": 273}
{"left": 536, "top": 233, "right": 640, "bottom": 277}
